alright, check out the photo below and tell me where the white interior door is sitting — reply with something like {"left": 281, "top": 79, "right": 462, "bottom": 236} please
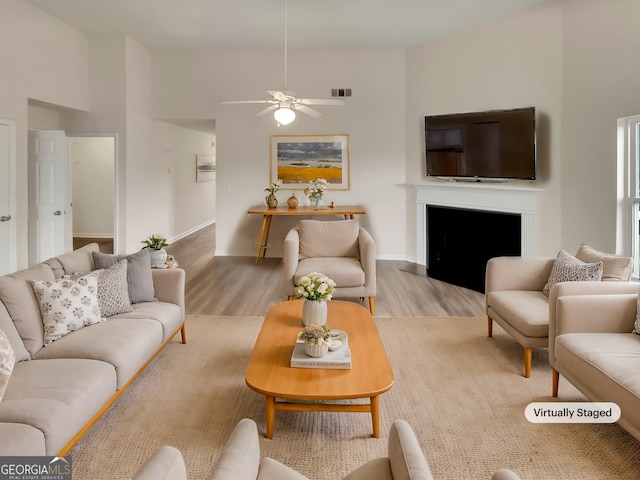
{"left": 28, "top": 129, "right": 71, "bottom": 265}
{"left": 0, "top": 119, "right": 16, "bottom": 275}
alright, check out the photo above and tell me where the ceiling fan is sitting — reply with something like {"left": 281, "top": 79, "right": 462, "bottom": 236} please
{"left": 221, "top": 0, "right": 346, "bottom": 126}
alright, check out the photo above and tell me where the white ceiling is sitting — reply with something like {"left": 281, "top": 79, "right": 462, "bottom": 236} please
{"left": 25, "top": 0, "right": 555, "bottom": 51}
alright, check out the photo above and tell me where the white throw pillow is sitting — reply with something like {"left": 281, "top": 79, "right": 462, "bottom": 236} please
{"left": 543, "top": 249, "right": 603, "bottom": 297}
{"left": 32, "top": 275, "right": 102, "bottom": 345}
{"left": 0, "top": 327, "right": 15, "bottom": 402}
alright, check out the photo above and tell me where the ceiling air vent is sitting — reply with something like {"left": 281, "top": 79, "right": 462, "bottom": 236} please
{"left": 331, "top": 88, "right": 352, "bottom": 98}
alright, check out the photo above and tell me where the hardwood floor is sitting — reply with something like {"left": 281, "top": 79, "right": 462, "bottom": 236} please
{"left": 166, "top": 223, "right": 486, "bottom": 318}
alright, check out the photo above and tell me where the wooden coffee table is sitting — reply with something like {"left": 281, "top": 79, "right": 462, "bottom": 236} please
{"left": 245, "top": 300, "right": 394, "bottom": 439}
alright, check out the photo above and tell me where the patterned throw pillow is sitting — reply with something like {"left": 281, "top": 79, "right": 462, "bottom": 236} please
{"left": 32, "top": 275, "right": 102, "bottom": 345}
{"left": 542, "top": 249, "right": 603, "bottom": 297}
{"left": 86, "top": 260, "right": 132, "bottom": 317}
{"left": 0, "top": 327, "right": 15, "bottom": 402}
{"left": 633, "top": 296, "right": 640, "bottom": 335}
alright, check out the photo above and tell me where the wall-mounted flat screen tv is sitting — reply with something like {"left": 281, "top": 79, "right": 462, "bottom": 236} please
{"left": 425, "top": 107, "right": 536, "bottom": 181}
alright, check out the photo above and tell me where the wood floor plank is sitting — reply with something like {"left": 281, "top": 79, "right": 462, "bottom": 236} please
{"left": 166, "top": 223, "right": 486, "bottom": 317}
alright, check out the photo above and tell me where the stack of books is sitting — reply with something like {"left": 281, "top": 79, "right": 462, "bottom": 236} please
{"left": 290, "top": 331, "right": 352, "bottom": 369}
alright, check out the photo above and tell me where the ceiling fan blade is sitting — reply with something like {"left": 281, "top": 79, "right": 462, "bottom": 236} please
{"left": 221, "top": 100, "right": 271, "bottom": 105}
{"left": 296, "top": 105, "right": 322, "bottom": 118}
{"left": 300, "top": 98, "right": 346, "bottom": 106}
{"left": 257, "top": 105, "right": 279, "bottom": 116}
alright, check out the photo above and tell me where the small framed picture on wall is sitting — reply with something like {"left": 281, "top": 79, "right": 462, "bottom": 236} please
{"left": 196, "top": 154, "right": 216, "bottom": 182}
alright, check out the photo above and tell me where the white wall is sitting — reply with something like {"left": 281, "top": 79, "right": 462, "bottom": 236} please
{"left": 0, "top": 0, "right": 89, "bottom": 268}
{"left": 151, "top": 121, "right": 216, "bottom": 239}
{"left": 69, "top": 137, "right": 114, "bottom": 237}
{"left": 153, "top": 48, "right": 407, "bottom": 258}
{"left": 560, "top": 0, "right": 640, "bottom": 254}
{"left": 405, "top": 2, "right": 564, "bottom": 257}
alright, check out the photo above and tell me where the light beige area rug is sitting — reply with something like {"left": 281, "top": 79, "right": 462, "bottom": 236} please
{"left": 69, "top": 314, "right": 640, "bottom": 480}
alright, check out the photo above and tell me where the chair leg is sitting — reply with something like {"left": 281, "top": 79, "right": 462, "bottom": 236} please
{"left": 487, "top": 316, "right": 493, "bottom": 337}
{"left": 180, "top": 323, "right": 187, "bottom": 344}
{"left": 552, "top": 368, "right": 559, "bottom": 397}
{"left": 368, "top": 297, "right": 375, "bottom": 316}
{"left": 524, "top": 347, "right": 532, "bottom": 378}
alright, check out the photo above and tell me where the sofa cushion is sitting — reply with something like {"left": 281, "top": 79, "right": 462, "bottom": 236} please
{"left": 298, "top": 220, "right": 360, "bottom": 260}
{"left": 0, "top": 302, "right": 30, "bottom": 362}
{"left": 555, "top": 333, "right": 640, "bottom": 435}
{"left": 0, "top": 263, "right": 55, "bottom": 356}
{"left": 32, "top": 318, "right": 164, "bottom": 389}
{"left": 0, "top": 358, "right": 117, "bottom": 455}
{"left": 32, "top": 275, "right": 103, "bottom": 346}
{"left": 0, "top": 423, "right": 46, "bottom": 456}
{"left": 487, "top": 291, "right": 549, "bottom": 338}
{"left": 111, "top": 301, "right": 183, "bottom": 343}
{"left": 575, "top": 244, "right": 633, "bottom": 282}
{"left": 543, "top": 249, "right": 603, "bottom": 297}
{"left": 44, "top": 243, "right": 98, "bottom": 279}
{"left": 295, "top": 258, "right": 365, "bottom": 288}
{"left": 93, "top": 250, "right": 156, "bottom": 304}
{"left": 0, "top": 327, "right": 15, "bottom": 402}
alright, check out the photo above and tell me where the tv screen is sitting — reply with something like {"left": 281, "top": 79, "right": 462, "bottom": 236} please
{"left": 425, "top": 107, "right": 536, "bottom": 181}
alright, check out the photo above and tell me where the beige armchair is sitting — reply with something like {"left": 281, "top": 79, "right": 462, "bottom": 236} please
{"left": 283, "top": 219, "right": 376, "bottom": 315}
{"left": 133, "top": 418, "right": 521, "bottom": 480}
{"left": 486, "top": 245, "right": 635, "bottom": 378}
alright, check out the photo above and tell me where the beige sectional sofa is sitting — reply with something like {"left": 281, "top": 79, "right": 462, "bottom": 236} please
{"left": 550, "top": 291, "right": 640, "bottom": 441}
{"left": 0, "top": 243, "right": 186, "bottom": 456}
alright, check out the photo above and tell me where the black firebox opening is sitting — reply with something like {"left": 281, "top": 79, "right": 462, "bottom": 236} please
{"left": 426, "top": 206, "right": 521, "bottom": 293}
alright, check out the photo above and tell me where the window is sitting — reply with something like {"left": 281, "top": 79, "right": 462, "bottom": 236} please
{"left": 617, "top": 114, "right": 640, "bottom": 278}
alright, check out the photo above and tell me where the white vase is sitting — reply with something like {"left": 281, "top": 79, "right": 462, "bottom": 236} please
{"left": 148, "top": 248, "right": 168, "bottom": 268}
{"left": 309, "top": 197, "right": 323, "bottom": 208}
{"left": 304, "top": 341, "right": 329, "bottom": 358}
{"left": 302, "top": 299, "right": 327, "bottom": 326}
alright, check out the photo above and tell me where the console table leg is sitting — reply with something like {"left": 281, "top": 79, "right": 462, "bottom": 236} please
{"left": 265, "top": 395, "right": 275, "bottom": 439}
{"left": 370, "top": 395, "right": 380, "bottom": 438}
{"left": 255, "top": 215, "right": 273, "bottom": 264}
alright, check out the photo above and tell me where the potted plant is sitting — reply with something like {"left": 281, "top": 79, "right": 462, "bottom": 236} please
{"left": 142, "top": 234, "right": 169, "bottom": 268}
{"left": 297, "top": 323, "right": 331, "bottom": 358}
{"left": 264, "top": 180, "right": 282, "bottom": 208}
{"left": 294, "top": 272, "right": 336, "bottom": 326}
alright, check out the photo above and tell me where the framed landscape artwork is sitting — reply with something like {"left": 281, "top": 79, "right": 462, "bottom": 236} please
{"left": 270, "top": 134, "right": 350, "bottom": 189}
{"left": 196, "top": 154, "right": 216, "bottom": 182}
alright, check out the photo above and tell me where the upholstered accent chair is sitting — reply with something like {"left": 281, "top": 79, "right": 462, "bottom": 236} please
{"left": 486, "top": 245, "right": 636, "bottom": 378}
{"left": 283, "top": 219, "right": 376, "bottom": 315}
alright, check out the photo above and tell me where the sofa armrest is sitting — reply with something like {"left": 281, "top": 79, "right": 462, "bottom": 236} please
{"left": 207, "top": 418, "right": 260, "bottom": 480}
{"left": 485, "top": 257, "right": 555, "bottom": 294}
{"left": 387, "top": 420, "right": 434, "bottom": 480}
{"left": 358, "top": 227, "right": 376, "bottom": 296}
{"left": 258, "top": 457, "right": 311, "bottom": 480}
{"left": 549, "top": 293, "right": 638, "bottom": 366}
{"left": 152, "top": 268, "right": 186, "bottom": 318}
{"left": 283, "top": 228, "right": 300, "bottom": 298}
{"left": 132, "top": 445, "right": 187, "bottom": 480}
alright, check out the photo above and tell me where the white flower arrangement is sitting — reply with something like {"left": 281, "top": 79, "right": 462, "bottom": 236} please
{"left": 294, "top": 272, "right": 336, "bottom": 301}
{"left": 303, "top": 178, "right": 328, "bottom": 200}
{"left": 265, "top": 179, "right": 282, "bottom": 194}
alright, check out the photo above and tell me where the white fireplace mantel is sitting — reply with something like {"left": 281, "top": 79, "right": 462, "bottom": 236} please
{"left": 412, "top": 182, "right": 542, "bottom": 265}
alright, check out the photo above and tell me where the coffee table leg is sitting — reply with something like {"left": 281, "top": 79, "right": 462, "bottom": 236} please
{"left": 265, "top": 395, "right": 275, "bottom": 439}
{"left": 370, "top": 396, "right": 380, "bottom": 438}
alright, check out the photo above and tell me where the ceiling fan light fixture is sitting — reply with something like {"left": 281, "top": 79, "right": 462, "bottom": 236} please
{"left": 274, "top": 106, "right": 296, "bottom": 125}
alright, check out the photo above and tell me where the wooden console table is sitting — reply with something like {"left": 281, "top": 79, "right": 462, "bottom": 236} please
{"left": 247, "top": 204, "right": 366, "bottom": 264}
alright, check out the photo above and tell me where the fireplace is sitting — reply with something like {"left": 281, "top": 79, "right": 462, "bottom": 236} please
{"left": 413, "top": 183, "right": 542, "bottom": 292}
{"left": 427, "top": 206, "right": 521, "bottom": 292}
